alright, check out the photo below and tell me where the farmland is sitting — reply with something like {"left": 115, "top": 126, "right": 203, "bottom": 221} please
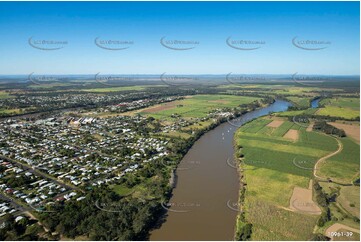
{"left": 82, "top": 85, "right": 162, "bottom": 93}
{"left": 318, "top": 97, "right": 360, "bottom": 119}
{"left": 233, "top": 115, "right": 360, "bottom": 240}
{"left": 126, "top": 95, "right": 261, "bottom": 120}
{"left": 317, "top": 138, "right": 360, "bottom": 184}
{"left": 0, "top": 78, "right": 359, "bottom": 240}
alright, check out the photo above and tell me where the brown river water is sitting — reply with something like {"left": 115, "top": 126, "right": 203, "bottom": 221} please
{"left": 150, "top": 100, "right": 291, "bottom": 241}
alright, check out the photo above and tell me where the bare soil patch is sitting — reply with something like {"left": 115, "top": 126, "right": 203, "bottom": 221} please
{"left": 266, "top": 120, "right": 284, "bottom": 128}
{"left": 329, "top": 122, "right": 360, "bottom": 144}
{"left": 289, "top": 180, "right": 321, "bottom": 215}
{"left": 142, "top": 101, "right": 181, "bottom": 113}
{"left": 306, "top": 123, "right": 314, "bottom": 132}
{"left": 283, "top": 129, "right": 299, "bottom": 141}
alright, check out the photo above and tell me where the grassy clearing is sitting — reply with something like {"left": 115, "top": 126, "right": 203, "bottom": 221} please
{"left": 111, "top": 184, "right": 134, "bottom": 196}
{"left": 0, "top": 91, "right": 12, "bottom": 99}
{"left": 318, "top": 181, "right": 360, "bottom": 233}
{"left": 0, "top": 108, "right": 22, "bottom": 114}
{"left": 0, "top": 106, "right": 38, "bottom": 115}
{"left": 182, "top": 120, "right": 214, "bottom": 130}
{"left": 321, "top": 98, "right": 360, "bottom": 110}
{"left": 246, "top": 198, "right": 318, "bottom": 240}
{"left": 158, "top": 131, "right": 192, "bottom": 139}
{"left": 287, "top": 96, "right": 311, "bottom": 108}
{"left": 277, "top": 108, "right": 318, "bottom": 117}
{"left": 338, "top": 186, "right": 360, "bottom": 218}
{"left": 318, "top": 98, "right": 360, "bottom": 119}
{"left": 243, "top": 167, "right": 309, "bottom": 206}
{"left": 318, "top": 106, "right": 359, "bottom": 119}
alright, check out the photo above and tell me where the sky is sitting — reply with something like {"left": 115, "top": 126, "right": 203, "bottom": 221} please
{"left": 0, "top": 1, "right": 359, "bottom": 75}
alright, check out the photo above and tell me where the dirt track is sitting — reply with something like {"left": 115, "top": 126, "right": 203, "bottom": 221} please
{"left": 314, "top": 136, "right": 343, "bottom": 179}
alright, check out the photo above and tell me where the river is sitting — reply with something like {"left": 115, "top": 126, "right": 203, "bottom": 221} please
{"left": 311, "top": 97, "right": 321, "bottom": 108}
{"left": 150, "top": 100, "right": 292, "bottom": 241}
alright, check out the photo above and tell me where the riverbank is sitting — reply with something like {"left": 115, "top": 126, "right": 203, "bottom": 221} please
{"left": 150, "top": 100, "right": 291, "bottom": 240}
{"left": 232, "top": 113, "right": 348, "bottom": 240}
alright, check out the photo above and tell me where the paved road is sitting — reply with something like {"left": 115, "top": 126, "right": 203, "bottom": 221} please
{"left": 0, "top": 192, "right": 32, "bottom": 222}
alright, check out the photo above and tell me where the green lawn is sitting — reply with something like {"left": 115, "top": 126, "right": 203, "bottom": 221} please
{"left": 111, "top": 184, "right": 134, "bottom": 196}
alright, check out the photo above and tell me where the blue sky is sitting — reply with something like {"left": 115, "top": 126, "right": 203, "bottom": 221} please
{"left": 0, "top": 1, "right": 359, "bottom": 75}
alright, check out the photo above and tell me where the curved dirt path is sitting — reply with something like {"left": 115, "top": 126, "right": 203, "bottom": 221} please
{"left": 314, "top": 136, "right": 343, "bottom": 180}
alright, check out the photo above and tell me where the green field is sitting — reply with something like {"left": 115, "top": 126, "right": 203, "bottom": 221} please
{"left": 338, "top": 186, "right": 360, "bottom": 218}
{"left": 317, "top": 138, "right": 360, "bottom": 184}
{"left": 318, "top": 181, "right": 360, "bottom": 236}
{"left": 277, "top": 108, "right": 318, "bottom": 117}
{"left": 0, "top": 108, "right": 22, "bottom": 114}
{"left": 137, "top": 95, "right": 260, "bottom": 120}
{"left": 245, "top": 198, "right": 318, "bottom": 240}
{"left": 0, "top": 91, "right": 12, "bottom": 99}
{"left": 318, "top": 98, "right": 360, "bottom": 119}
{"left": 82, "top": 85, "right": 162, "bottom": 92}
{"left": 287, "top": 96, "right": 312, "bottom": 108}
{"left": 234, "top": 117, "right": 341, "bottom": 240}
{"left": 237, "top": 118, "right": 338, "bottom": 179}
{"left": 28, "top": 83, "right": 76, "bottom": 89}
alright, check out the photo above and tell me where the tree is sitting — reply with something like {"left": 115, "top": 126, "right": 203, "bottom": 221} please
{"left": 310, "top": 233, "right": 330, "bottom": 241}
{"left": 235, "top": 223, "right": 252, "bottom": 241}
